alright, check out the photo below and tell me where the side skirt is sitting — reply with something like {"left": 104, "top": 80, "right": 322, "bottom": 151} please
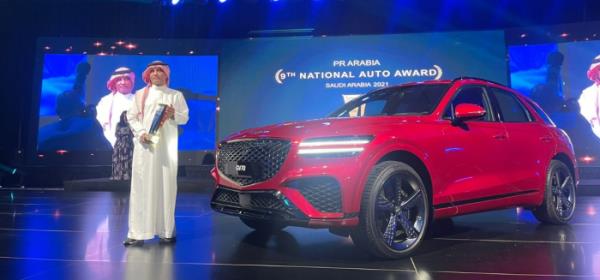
{"left": 433, "top": 189, "right": 539, "bottom": 210}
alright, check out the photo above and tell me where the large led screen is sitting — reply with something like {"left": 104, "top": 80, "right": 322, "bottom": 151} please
{"left": 37, "top": 54, "right": 218, "bottom": 152}
{"left": 510, "top": 41, "right": 600, "bottom": 165}
{"left": 218, "top": 30, "right": 508, "bottom": 138}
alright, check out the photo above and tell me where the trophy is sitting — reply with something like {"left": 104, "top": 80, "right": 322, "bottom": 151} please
{"left": 148, "top": 104, "right": 171, "bottom": 144}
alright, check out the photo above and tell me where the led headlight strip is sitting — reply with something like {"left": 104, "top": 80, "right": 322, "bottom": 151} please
{"left": 298, "top": 136, "right": 373, "bottom": 156}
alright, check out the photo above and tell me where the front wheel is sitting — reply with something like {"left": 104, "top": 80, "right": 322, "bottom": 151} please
{"left": 532, "top": 160, "right": 576, "bottom": 224}
{"left": 351, "top": 161, "right": 431, "bottom": 259}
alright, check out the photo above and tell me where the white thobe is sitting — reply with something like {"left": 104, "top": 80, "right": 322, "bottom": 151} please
{"left": 126, "top": 85, "right": 189, "bottom": 240}
{"left": 96, "top": 92, "right": 135, "bottom": 147}
{"left": 578, "top": 84, "right": 600, "bottom": 138}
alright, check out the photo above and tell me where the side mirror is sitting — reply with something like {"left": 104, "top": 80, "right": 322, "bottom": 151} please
{"left": 454, "top": 103, "right": 486, "bottom": 120}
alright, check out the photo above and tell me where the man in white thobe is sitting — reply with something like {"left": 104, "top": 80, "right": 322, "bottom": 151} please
{"left": 96, "top": 67, "right": 136, "bottom": 147}
{"left": 578, "top": 54, "right": 600, "bottom": 138}
{"left": 124, "top": 61, "right": 189, "bottom": 246}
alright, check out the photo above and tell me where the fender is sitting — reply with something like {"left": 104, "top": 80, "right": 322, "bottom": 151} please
{"left": 347, "top": 136, "right": 439, "bottom": 214}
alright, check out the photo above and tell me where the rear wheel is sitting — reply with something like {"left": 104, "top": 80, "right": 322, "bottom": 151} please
{"left": 240, "top": 217, "right": 287, "bottom": 233}
{"left": 351, "top": 161, "right": 430, "bottom": 259}
{"left": 533, "top": 160, "right": 576, "bottom": 224}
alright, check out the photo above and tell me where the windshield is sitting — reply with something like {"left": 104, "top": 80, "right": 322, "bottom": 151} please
{"left": 329, "top": 84, "right": 450, "bottom": 118}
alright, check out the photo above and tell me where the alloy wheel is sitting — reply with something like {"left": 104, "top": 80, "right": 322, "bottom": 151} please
{"left": 374, "top": 172, "right": 426, "bottom": 251}
{"left": 550, "top": 165, "right": 576, "bottom": 220}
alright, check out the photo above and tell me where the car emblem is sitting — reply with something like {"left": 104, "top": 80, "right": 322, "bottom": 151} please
{"left": 236, "top": 164, "right": 247, "bottom": 172}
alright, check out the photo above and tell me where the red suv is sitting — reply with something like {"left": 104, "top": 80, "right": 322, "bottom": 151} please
{"left": 211, "top": 77, "right": 578, "bottom": 258}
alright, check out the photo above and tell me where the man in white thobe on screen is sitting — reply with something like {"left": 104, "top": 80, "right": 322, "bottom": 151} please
{"left": 578, "top": 54, "right": 600, "bottom": 139}
{"left": 96, "top": 67, "right": 136, "bottom": 147}
{"left": 123, "top": 61, "right": 189, "bottom": 246}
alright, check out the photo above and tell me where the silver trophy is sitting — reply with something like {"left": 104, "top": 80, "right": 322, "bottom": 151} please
{"left": 148, "top": 104, "right": 169, "bottom": 144}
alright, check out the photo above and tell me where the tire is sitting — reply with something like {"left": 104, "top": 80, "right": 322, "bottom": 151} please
{"left": 351, "top": 161, "right": 431, "bottom": 259}
{"left": 240, "top": 217, "right": 287, "bottom": 232}
{"left": 532, "top": 160, "right": 576, "bottom": 224}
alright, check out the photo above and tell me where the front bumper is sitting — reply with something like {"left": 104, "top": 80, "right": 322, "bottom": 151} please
{"left": 210, "top": 186, "right": 359, "bottom": 227}
{"left": 211, "top": 137, "right": 371, "bottom": 227}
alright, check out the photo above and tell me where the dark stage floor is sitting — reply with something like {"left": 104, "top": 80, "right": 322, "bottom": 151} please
{"left": 1, "top": 189, "right": 600, "bottom": 280}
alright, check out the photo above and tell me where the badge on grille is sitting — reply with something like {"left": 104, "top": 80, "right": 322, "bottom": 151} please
{"left": 225, "top": 161, "right": 261, "bottom": 178}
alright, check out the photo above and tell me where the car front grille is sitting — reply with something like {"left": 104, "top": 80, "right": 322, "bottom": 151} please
{"left": 217, "top": 139, "right": 291, "bottom": 186}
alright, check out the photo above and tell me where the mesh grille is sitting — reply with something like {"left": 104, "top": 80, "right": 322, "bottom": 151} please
{"left": 213, "top": 188, "right": 239, "bottom": 205}
{"left": 287, "top": 177, "right": 342, "bottom": 213}
{"left": 250, "top": 193, "right": 287, "bottom": 211}
{"left": 211, "top": 187, "right": 289, "bottom": 212}
{"left": 217, "top": 139, "right": 291, "bottom": 186}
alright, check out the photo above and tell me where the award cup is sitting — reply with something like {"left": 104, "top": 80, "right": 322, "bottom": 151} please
{"left": 148, "top": 104, "right": 170, "bottom": 144}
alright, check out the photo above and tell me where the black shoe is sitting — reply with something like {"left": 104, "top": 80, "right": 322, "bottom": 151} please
{"left": 123, "top": 238, "right": 144, "bottom": 246}
{"left": 159, "top": 237, "right": 176, "bottom": 244}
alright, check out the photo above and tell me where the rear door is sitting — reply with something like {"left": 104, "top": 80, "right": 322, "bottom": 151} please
{"left": 487, "top": 86, "right": 556, "bottom": 192}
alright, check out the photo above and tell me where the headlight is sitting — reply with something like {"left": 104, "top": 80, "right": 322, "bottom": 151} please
{"left": 298, "top": 136, "right": 373, "bottom": 156}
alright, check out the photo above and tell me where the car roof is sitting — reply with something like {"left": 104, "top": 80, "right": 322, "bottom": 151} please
{"left": 374, "top": 77, "right": 510, "bottom": 93}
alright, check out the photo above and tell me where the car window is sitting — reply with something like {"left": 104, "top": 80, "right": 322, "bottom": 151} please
{"left": 443, "top": 86, "right": 492, "bottom": 121}
{"left": 330, "top": 84, "right": 449, "bottom": 117}
{"left": 525, "top": 98, "right": 556, "bottom": 126}
{"left": 363, "top": 100, "right": 386, "bottom": 116}
{"left": 489, "top": 87, "right": 532, "bottom": 123}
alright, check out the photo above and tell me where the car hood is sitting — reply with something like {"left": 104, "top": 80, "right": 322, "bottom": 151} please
{"left": 223, "top": 116, "right": 428, "bottom": 142}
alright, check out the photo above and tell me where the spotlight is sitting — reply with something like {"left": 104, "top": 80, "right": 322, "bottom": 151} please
{"left": 171, "top": 0, "right": 181, "bottom": 5}
{"left": 581, "top": 155, "right": 594, "bottom": 163}
{"left": 218, "top": 0, "right": 226, "bottom": 3}
{"left": 125, "top": 43, "right": 137, "bottom": 50}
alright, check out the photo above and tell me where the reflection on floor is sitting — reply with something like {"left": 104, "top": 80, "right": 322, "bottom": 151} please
{"left": 1, "top": 189, "right": 600, "bottom": 279}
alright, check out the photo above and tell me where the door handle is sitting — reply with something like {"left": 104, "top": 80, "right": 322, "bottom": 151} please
{"left": 540, "top": 136, "right": 553, "bottom": 143}
{"left": 493, "top": 134, "right": 507, "bottom": 140}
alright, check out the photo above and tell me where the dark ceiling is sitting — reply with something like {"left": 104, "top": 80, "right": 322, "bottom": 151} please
{"left": 2, "top": 0, "right": 600, "bottom": 39}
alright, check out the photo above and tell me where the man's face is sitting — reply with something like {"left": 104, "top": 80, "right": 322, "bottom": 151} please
{"left": 115, "top": 76, "right": 133, "bottom": 94}
{"left": 149, "top": 67, "right": 167, "bottom": 86}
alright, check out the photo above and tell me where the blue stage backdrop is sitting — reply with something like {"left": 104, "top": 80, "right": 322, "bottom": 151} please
{"left": 217, "top": 30, "right": 507, "bottom": 139}
{"left": 37, "top": 54, "right": 218, "bottom": 152}
{"left": 509, "top": 40, "right": 600, "bottom": 165}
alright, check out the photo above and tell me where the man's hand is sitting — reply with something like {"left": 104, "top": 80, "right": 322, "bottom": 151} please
{"left": 165, "top": 106, "right": 175, "bottom": 120}
{"left": 158, "top": 106, "right": 175, "bottom": 128}
{"left": 140, "top": 133, "right": 152, "bottom": 144}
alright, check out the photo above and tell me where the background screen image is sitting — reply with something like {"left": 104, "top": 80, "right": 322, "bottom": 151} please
{"left": 509, "top": 40, "right": 600, "bottom": 165}
{"left": 37, "top": 54, "right": 218, "bottom": 152}
{"left": 218, "top": 30, "right": 508, "bottom": 138}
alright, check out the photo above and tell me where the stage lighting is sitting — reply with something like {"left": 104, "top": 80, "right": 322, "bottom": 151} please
{"left": 218, "top": 0, "right": 226, "bottom": 3}
{"left": 171, "top": 0, "right": 180, "bottom": 5}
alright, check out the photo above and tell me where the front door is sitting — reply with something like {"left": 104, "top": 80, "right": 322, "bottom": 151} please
{"left": 438, "top": 86, "right": 514, "bottom": 205}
